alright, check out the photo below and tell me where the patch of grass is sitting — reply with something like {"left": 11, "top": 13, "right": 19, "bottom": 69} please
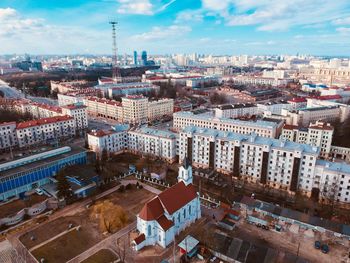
{"left": 31, "top": 227, "right": 96, "bottom": 263}
{"left": 81, "top": 249, "right": 118, "bottom": 263}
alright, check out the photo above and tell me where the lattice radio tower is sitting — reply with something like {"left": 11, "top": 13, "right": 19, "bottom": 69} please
{"left": 109, "top": 20, "right": 121, "bottom": 82}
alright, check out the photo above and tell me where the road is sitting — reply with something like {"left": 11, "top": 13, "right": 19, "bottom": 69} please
{"left": 66, "top": 222, "right": 136, "bottom": 263}
{"left": 0, "top": 79, "right": 24, "bottom": 99}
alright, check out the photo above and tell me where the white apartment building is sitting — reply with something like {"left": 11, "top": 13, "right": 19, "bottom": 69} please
{"left": 84, "top": 96, "right": 174, "bottom": 124}
{"left": 147, "top": 99, "right": 174, "bottom": 121}
{"left": 178, "top": 126, "right": 319, "bottom": 194}
{"left": 0, "top": 122, "right": 17, "bottom": 150}
{"left": 61, "top": 104, "right": 88, "bottom": 130}
{"left": 128, "top": 127, "right": 177, "bottom": 163}
{"left": 287, "top": 97, "right": 307, "bottom": 110}
{"left": 87, "top": 126, "right": 177, "bottom": 163}
{"left": 214, "top": 103, "right": 258, "bottom": 118}
{"left": 232, "top": 75, "right": 293, "bottom": 87}
{"left": 280, "top": 121, "right": 334, "bottom": 158}
{"left": 287, "top": 106, "right": 341, "bottom": 127}
{"left": 314, "top": 160, "right": 350, "bottom": 203}
{"left": 257, "top": 101, "right": 294, "bottom": 115}
{"left": 16, "top": 116, "right": 75, "bottom": 148}
{"left": 173, "top": 111, "right": 282, "bottom": 138}
{"left": 306, "top": 98, "right": 350, "bottom": 123}
{"left": 87, "top": 128, "right": 128, "bottom": 156}
{"left": 57, "top": 93, "right": 86, "bottom": 106}
{"left": 121, "top": 96, "right": 148, "bottom": 124}
{"left": 84, "top": 97, "right": 123, "bottom": 121}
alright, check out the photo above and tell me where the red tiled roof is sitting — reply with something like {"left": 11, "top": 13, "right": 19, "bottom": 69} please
{"left": 225, "top": 209, "right": 240, "bottom": 217}
{"left": 0, "top": 121, "right": 16, "bottom": 126}
{"left": 157, "top": 215, "right": 174, "bottom": 231}
{"left": 16, "top": 115, "right": 73, "bottom": 129}
{"left": 158, "top": 181, "right": 197, "bottom": 214}
{"left": 62, "top": 104, "right": 87, "bottom": 110}
{"left": 138, "top": 197, "right": 164, "bottom": 221}
{"left": 89, "top": 130, "right": 116, "bottom": 137}
{"left": 288, "top": 97, "right": 307, "bottom": 103}
{"left": 133, "top": 233, "right": 145, "bottom": 245}
{"left": 283, "top": 124, "right": 298, "bottom": 130}
{"left": 314, "top": 95, "right": 342, "bottom": 100}
{"left": 86, "top": 97, "right": 121, "bottom": 106}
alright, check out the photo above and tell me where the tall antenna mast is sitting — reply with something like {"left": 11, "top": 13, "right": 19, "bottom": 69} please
{"left": 109, "top": 19, "right": 121, "bottom": 82}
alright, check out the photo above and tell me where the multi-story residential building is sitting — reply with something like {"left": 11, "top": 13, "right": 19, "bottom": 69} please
{"left": 147, "top": 99, "right": 174, "bottom": 121}
{"left": 257, "top": 100, "right": 294, "bottom": 115}
{"left": 231, "top": 75, "right": 293, "bottom": 87}
{"left": 15, "top": 116, "right": 75, "bottom": 148}
{"left": 214, "top": 103, "right": 258, "bottom": 118}
{"left": 280, "top": 121, "right": 334, "bottom": 158}
{"left": 0, "top": 122, "right": 17, "bottom": 150}
{"left": 87, "top": 126, "right": 177, "bottom": 163}
{"left": 84, "top": 97, "right": 123, "bottom": 121}
{"left": 84, "top": 96, "right": 174, "bottom": 124}
{"left": 94, "top": 82, "right": 159, "bottom": 98}
{"left": 299, "top": 67, "right": 350, "bottom": 87}
{"left": 121, "top": 96, "right": 148, "bottom": 124}
{"left": 287, "top": 97, "right": 307, "bottom": 110}
{"left": 287, "top": 106, "right": 341, "bottom": 127}
{"left": 128, "top": 127, "right": 177, "bottom": 163}
{"left": 314, "top": 160, "right": 350, "bottom": 203}
{"left": 173, "top": 111, "right": 283, "bottom": 138}
{"left": 50, "top": 80, "right": 90, "bottom": 94}
{"left": 178, "top": 126, "right": 319, "bottom": 193}
{"left": 57, "top": 89, "right": 98, "bottom": 106}
{"left": 0, "top": 146, "right": 86, "bottom": 201}
{"left": 61, "top": 104, "right": 88, "bottom": 130}
{"left": 87, "top": 126, "right": 128, "bottom": 156}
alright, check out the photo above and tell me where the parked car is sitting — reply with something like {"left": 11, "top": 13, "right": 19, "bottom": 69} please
{"left": 321, "top": 244, "right": 329, "bottom": 254}
{"left": 314, "top": 241, "right": 321, "bottom": 249}
{"left": 35, "top": 188, "right": 44, "bottom": 195}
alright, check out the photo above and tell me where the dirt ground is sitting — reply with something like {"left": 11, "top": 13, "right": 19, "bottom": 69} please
{"left": 31, "top": 227, "right": 100, "bottom": 263}
{"left": 0, "top": 194, "right": 47, "bottom": 218}
{"left": 100, "top": 186, "right": 156, "bottom": 221}
{"left": 20, "top": 212, "right": 103, "bottom": 250}
{"left": 81, "top": 249, "right": 118, "bottom": 263}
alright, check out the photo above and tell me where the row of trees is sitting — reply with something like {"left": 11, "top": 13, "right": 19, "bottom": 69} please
{"left": 0, "top": 107, "right": 34, "bottom": 123}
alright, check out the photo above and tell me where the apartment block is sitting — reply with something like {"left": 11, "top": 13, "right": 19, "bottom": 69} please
{"left": 16, "top": 116, "right": 75, "bottom": 148}
{"left": 280, "top": 121, "right": 334, "bottom": 158}
{"left": 178, "top": 126, "right": 319, "bottom": 193}
{"left": 173, "top": 111, "right": 282, "bottom": 138}
{"left": 0, "top": 122, "right": 17, "bottom": 150}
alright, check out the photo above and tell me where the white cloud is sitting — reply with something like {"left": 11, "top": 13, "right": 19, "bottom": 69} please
{"left": 336, "top": 27, "right": 350, "bottom": 34}
{"left": 117, "top": 0, "right": 154, "bottom": 15}
{"left": 199, "top": 0, "right": 350, "bottom": 31}
{"left": 333, "top": 17, "right": 350, "bottom": 25}
{"left": 175, "top": 9, "right": 204, "bottom": 23}
{"left": 133, "top": 25, "right": 191, "bottom": 40}
{"left": 116, "top": 0, "right": 176, "bottom": 15}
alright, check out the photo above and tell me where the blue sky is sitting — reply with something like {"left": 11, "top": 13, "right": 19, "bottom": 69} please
{"left": 1, "top": 0, "right": 350, "bottom": 55}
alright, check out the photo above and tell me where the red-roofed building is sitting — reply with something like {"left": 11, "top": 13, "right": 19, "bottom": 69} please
{"left": 133, "top": 159, "right": 201, "bottom": 251}
{"left": 0, "top": 122, "right": 17, "bottom": 150}
{"left": 16, "top": 116, "right": 75, "bottom": 147}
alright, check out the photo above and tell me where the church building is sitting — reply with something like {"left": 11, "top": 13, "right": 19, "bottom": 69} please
{"left": 132, "top": 158, "right": 201, "bottom": 251}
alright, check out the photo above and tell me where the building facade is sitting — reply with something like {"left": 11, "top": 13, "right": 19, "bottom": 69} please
{"left": 133, "top": 160, "right": 201, "bottom": 250}
{"left": 0, "top": 146, "right": 87, "bottom": 201}
{"left": 173, "top": 111, "right": 282, "bottom": 138}
{"left": 280, "top": 122, "right": 334, "bottom": 158}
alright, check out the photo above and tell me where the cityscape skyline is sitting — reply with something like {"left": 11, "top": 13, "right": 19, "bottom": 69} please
{"left": 1, "top": 0, "right": 350, "bottom": 56}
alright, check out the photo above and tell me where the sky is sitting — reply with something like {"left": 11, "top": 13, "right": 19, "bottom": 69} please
{"left": 1, "top": 0, "right": 350, "bottom": 56}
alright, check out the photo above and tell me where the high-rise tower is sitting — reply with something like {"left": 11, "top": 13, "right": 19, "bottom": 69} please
{"left": 109, "top": 20, "right": 121, "bottom": 82}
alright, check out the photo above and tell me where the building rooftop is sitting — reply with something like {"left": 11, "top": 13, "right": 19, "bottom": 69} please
{"left": 316, "top": 160, "right": 350, "bottom": 174}
{"left": 174, "top": 111, "right": 279, "bottom": 129}
{"left": 130, "top": 127, "right": 177, "bottom": 139}
{"left": 182, "top": 126, "right": 319, "bottom": 154}
{"left": 0, "top": 146, "right": 86, "bottom": 178}
{"left": 216, "top": 103, "right": 257, "bottom": 110}
{"left": 16, "top": 115, "right": 73, "bottom": 129}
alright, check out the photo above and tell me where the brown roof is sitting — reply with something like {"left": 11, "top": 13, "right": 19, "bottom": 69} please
{"left": 138, "top": 197, "right": 164, "bottom": 221}
{"left": 133, "top": 233, "right": 145, "bottom": 245}
{"left": 158, "top": 181, "right": 197, "bottom": 215}
{"left": 157, "top": 215, "right": 174, "bottom": 231}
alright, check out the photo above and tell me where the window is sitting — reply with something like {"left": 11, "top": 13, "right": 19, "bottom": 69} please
{"left": 148, "top": 225, "right": 151, "bottom": 236}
